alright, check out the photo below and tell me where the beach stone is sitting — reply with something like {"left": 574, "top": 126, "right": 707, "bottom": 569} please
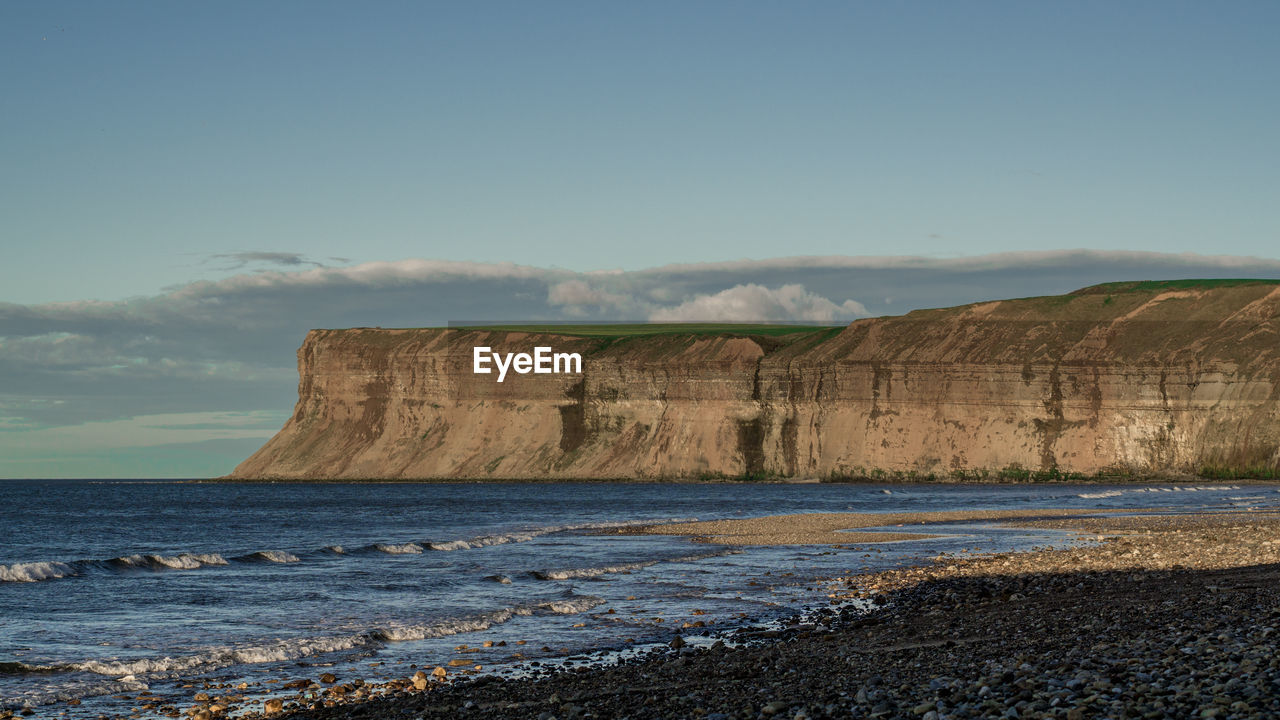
{"left": 412, "top": 675, "right": 428, "bottom": 691}
{"left": 319, "top": 673, "right": 336, "bottom": 684}
{"left": 762, "top": 700, "right": 789, "bottom": 715}
{"left": 670, "top": 636, "right": 686, "bottom": 649}
{"left": 432, "top": 666, "right": 448, "bottom": 679}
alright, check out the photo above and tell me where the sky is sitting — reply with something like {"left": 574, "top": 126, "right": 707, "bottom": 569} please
{"left": 1, "top": 2, "right": 1278, "bottom": 477}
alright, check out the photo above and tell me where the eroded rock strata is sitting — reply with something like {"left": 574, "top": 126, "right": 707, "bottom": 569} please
{"left": 230, "top": 281, "right": 1280, "bottom": 480}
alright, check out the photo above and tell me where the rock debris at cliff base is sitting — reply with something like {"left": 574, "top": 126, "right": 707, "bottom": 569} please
{"left": 203, "top": 510, "right": 1280, "bottom": 720}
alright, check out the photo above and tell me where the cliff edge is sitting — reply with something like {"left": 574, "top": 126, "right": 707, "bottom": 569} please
{"left": 229, "top": 280, "right": 1280, "bottom": 480}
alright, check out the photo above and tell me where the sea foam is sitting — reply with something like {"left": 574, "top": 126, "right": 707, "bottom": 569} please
{"left": 0, "top": 561, "right": 76, "bottom": 583}
{"left": 533, "top": 549, "right": 741, "bottom": 581}
{"left": 72, "top": 595, "right": 604, "bottom": 677}
{"left": 237, "top": 550, "right": 301, "bottom": 564}
{"left": 373, "top": 543, "right": 424, "bottom": 554}
{"left": 108, "top": 553, "right": 228, "bottom": 571}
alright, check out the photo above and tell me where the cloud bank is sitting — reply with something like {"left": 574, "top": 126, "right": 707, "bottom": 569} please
{"left": 3, "top": 249, "right": 1279, "bottom": 476}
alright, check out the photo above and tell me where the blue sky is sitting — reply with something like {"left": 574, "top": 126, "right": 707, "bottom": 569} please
{"left": 1, "top": 2, "right": 1278, "bottom": 477}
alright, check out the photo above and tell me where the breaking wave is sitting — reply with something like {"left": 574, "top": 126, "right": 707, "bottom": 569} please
{"left": 1, "top": 519, "right": 694, "bottom": 584}
{"left": 373, "top": 543, "right": 423, "bottom": 555}
{"left": 1, "top": 675, "right": 150, "bottom": 710}
{"left": 3, "top": 548, "right": 297, "bottom": 584}
{"left": 0, "top": 561, "right": 76, "bottom": 583}
{"left": 107, "top": 553, "right": 228, "bottom": 571}
{"left": 424, "top": 518, "right": 691, "bottom": 552}
{"left": 1078, "top": 485, "right": 1243, "bottom": 500}
{"left": 236, "top": 550, "right": 300, "bottom": 564}
{"left": 532, "top": 549, "right": 741, "bottom": 581}
{"left": 66, "top": 595, "right": 603, "bottom": 678}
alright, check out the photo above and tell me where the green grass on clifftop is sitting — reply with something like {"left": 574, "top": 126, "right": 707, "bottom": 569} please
{"left": 1074, "top": 278, "right": 1280, "bottom": 294}
{"left": 448, "top": 323, "right": 838, "bottom": 338}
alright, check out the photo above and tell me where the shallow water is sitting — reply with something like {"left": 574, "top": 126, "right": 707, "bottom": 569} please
{"left": 2, "top": 480, "right": 1276, "bottom": 716}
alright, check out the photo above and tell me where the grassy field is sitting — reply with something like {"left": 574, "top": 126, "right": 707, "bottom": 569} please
{"left": 1076, "top": 278, "right": 1280, "bottom": 294}
{"left": 446, "top": 322, "right": 840, "bottom": 338}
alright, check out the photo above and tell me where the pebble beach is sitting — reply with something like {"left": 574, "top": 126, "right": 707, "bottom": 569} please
{"left": 88, "top": 508, "right": 1280, "bottom": 720}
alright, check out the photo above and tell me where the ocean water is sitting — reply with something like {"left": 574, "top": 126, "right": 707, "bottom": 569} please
{"left": 3, "top": 480, "right": 1277, "bottom": 717}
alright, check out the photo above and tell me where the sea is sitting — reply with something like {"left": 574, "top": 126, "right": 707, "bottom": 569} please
{"left": 3, "top": 480, "right": 1278, "bottom": 718}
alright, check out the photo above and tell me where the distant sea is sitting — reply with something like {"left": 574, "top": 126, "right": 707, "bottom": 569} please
{"left": 3, "top": 480, "right": 1277, "bottom": 717}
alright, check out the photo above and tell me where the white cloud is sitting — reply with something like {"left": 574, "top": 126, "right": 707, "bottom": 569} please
{"left": 546, "top": 280, "right": 635, "bottom": 312}
{"left": 649, "top": 284, "right": 869, "bottom": 323}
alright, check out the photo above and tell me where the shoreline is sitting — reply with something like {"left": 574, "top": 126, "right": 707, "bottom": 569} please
{"left": 613, "top": 508, "right": 1116, "bottom": 546}
{"left": 125, "top": 507, "right": 1280, "bottom": 720}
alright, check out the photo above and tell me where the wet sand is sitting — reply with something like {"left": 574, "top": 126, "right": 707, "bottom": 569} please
{"left": 613, "top": 508, "right": 1114, "bottom": 545}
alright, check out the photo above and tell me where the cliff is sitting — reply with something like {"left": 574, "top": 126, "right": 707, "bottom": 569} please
{"left": 229, "top": 280, "right": 1280, "bottom": 480}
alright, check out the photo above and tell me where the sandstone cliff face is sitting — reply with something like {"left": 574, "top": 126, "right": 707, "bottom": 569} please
{"left": 230, "top": 281, "right": 1280, "bottom": 479}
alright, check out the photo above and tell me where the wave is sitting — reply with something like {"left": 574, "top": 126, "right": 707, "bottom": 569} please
{"left": 373, "top": 543, "right": 423, "bottom": 555}
{"left": 107, "top": 553, "right": 228, "bottom": 571}
{"left": 533, "top": 560, "right": 654, "bottom": 580}
{"left": 1, "top": 675, "right": 149, "bottom": 710}
{"left": 0, "top": 561, "right": 76, "bottom": 583}
{"left": 0, "top": 661, "right": 66, "bottom": 675}
{"left": 236, "top": 550, "right": 300, "bottom": 564}
{"left": 424, "top": 518, "right": 693, "bottom": 552}
{"left": 68, "top": 595, "right": 603, "bottom": 678}
{"left": 3, "top": 547, "right": 295, "bottom": 584}
{"left": 533, "top": 549, "right": 741, "bottom": 581}
{"left": 1077, "top": 490, "right": 1123, "bottom": 499}
{"left": 1077, "top": 485, "right": 1247, "bottom": 500}
{"left": 372, "top": 596, "right": 603, "bottom": 642}
{"left": 2, "top": 519, "right": 696, "bottom": 585}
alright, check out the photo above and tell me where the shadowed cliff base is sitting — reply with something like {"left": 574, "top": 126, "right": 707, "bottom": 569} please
{"left": 244, "top": 511, "right": 1280, "bottom": 720}
{"left": 228, "top": 280, "right": 1280, "bottom": 481}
